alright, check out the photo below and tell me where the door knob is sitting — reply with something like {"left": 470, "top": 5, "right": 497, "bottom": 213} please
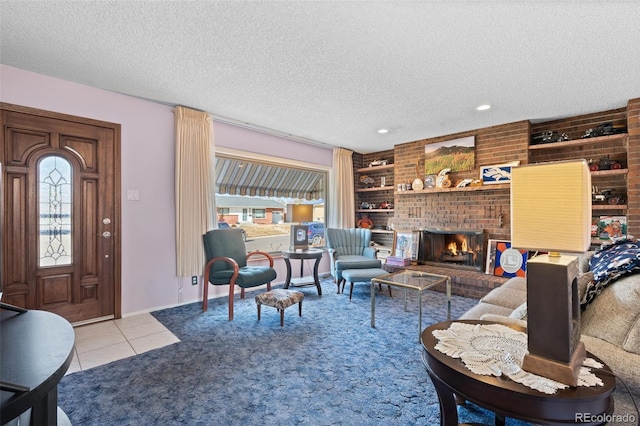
{"left": 101, "top": 231, "right": 112, "bottom": 238}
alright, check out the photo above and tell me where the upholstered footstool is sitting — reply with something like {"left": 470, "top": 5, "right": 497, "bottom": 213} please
{"left": 341, "top": 268, "right": 392, "bottom": 301}
{"left": 255, "top": 289, "right": 304, "bottom": 326}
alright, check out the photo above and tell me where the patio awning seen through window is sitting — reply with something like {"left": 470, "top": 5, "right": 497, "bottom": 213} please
{"left": 215, "top": 157, "right": 325, "bottom": 201}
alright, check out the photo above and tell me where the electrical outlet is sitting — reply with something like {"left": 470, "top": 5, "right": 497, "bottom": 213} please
{"left": 191, "top": 276, "right": 198, "bottom": 285}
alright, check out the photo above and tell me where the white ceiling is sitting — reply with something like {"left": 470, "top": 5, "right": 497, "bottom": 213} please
{"left": 1, "top": 1, "right": 639, "bottom": 153}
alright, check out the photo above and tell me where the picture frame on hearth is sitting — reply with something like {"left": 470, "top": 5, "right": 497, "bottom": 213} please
{"left": 393, "top": 230, "right": 419, "bottom": 261}
{"left": 479, "top": 161, "right": 520, "bottom": 185}
{"left": 485, "top": 239, "right": 528, "bottom": 277}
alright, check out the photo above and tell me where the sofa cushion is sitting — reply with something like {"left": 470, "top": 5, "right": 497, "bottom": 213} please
{"left": 479, "top": 287, "right": 526, "bottom": 310}
{"left": 459, "top": 302, "right": 514, "bottom": 320}
{"left": 577, "top": 251, "right": 595, "bottom": 274}
{"left": 577, "top": 271, "right": 593, "bottom": 301}
{"left": 509, "top": 302, "right": 527, "bottom": 320}
{"left": 501, "top": 276, "right": 526, "bottom": 291}
{"left": 580, "top": 273, "right": 640, "bottom": 355}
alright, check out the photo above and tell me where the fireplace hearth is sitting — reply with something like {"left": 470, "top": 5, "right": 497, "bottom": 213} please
{"left": 417, "top": 228, "right": 486, "bottom": 271}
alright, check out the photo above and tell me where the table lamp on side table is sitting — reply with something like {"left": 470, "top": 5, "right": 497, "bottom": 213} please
{"left": 510, "top": 159, "right": 591, "bottom": 387}
{"left": 287, "top": 204, "right": 313, "bottom": 251}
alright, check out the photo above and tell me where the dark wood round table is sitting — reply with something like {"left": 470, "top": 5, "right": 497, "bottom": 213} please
{"left": 1, "top": 309, "right": 75, "bottom": 425}
{"left": 421, "top": 320, "right": 615, "bottom": 426}
{"left": 282, "top": 248, "right": 323, "bottom": 295}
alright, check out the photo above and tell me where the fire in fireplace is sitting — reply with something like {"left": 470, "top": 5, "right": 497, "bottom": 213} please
{"left": 417, "top": 228, "right": 486, "bottom": 271}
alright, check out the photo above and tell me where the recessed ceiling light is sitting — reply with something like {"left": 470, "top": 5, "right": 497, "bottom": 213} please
{"left": 377, "top": 128, "right": 389, "bottom": 134}
{"left": 476, "top": 104, "right": 491, "bottom": 111}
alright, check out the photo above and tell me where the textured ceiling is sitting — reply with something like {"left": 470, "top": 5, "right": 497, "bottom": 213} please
{"left": 1, "top": 1, "right": 639, "bottom": 153}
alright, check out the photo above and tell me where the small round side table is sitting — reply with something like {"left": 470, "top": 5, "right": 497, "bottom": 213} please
{"left": 282, "top": 248, "right": 323, "bottom": 295}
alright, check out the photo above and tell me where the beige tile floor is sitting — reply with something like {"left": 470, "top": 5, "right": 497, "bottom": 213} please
{"left": 66, "top": 313, "right": 179, "bottom": 374}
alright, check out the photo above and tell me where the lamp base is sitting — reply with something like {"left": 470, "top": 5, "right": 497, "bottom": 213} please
{"left": 522, "top": 341, "right": 586, "bottom": 387}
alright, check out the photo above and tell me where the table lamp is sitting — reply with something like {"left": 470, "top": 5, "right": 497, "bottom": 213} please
{"left": 510, "top": 159, "right": 591, "bottom": 386}
{"left": 287, "top": 204, "right": 313, "bottom": 250}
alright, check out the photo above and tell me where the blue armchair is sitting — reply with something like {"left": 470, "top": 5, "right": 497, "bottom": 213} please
{"left": 325, "top": 228, "right": 382, "bottom": 293}
{"left": 202, "top": 229, "right": 277, "bottom": 320}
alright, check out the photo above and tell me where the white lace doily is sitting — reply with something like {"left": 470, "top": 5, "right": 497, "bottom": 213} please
{"left": 432, "top": 322, "right": 604, "bottom": 394}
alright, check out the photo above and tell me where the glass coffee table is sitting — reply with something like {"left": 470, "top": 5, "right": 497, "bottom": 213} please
{"left": 371, "top": 270, "right": 451, "bottom": 341}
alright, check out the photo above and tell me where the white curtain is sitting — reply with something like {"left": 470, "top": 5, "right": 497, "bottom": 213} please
{"left": 329, "top": 147, "right": 355, "bottom": 228}
{"left": 175, "top": 106, "right": 215, "bottom": 277}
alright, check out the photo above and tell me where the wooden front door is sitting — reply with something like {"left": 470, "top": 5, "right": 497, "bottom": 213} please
{"left": 1, "top": 103, "right": 121, "bottom": 323}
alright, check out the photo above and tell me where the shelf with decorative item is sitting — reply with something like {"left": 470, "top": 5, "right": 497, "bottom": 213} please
{"left": 591, "top": 168, "right": 628, "bottom": 177}
{"left": 395, "top": 183, "right": 510, "bottom": 195}
{"left": 528, "top": 133, "right": 627, "bottom": 151}
{"left": 356, "top": 164, "right": 394, "bottom": 173}
{"left": 371, "top": 229, "right": 394, "bottom": 234}
{"left": 356, "top": 209, "right": 394, "bottom": 213}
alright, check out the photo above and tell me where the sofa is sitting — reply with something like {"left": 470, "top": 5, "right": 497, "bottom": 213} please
{"left": 460, "top": 248, "right": 640, "bottom": 400}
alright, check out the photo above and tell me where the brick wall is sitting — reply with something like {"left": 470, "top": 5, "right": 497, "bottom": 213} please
{"left": 354, "top": 97, "right": 640, "bottom": 298}
{"left": 627, "top": 98, "right": 640, "bottom": 234}
{"left": 392, "top": 120, "right": 529, "bottom": 239}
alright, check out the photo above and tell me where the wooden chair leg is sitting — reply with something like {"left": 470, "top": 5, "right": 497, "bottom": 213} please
{"left": 279, "top": 309, "right": 284, "bottom": 327}
{"left": 257, "top": 304, "right": 261, "bottom": 321}
{"left": 240, "top": 288, "right": 245, "bottom": 299}
{"left": 388, "top": 285, "right": 393, "bottom": 297}
{"left": 298, "top": 301, "right": 302, "bottom": 316}
{"left": 228, "top": 283, "right": 235, "bottom": 321}
{"left": 267, "top": 282, "right": 272, "bottom": 291}
{"left": 203, "top": 281, "right": 209, "bottom": 311}
{"left": 349, "top": 282, "right": 354, "bottom": 301}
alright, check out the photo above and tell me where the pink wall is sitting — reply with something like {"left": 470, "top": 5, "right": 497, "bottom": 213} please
{"left": 0, "top": 65, "right": 332, "bottom": 317}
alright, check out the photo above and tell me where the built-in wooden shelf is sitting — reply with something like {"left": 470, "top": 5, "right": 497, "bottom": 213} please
{"left": 591, "top": 168, "right": 628, "bottom": 177}
{"left": 592, "top": 204, "right": 627, "bottom": 210}
{"left": 528, "top": 134, "right": 627, "bottom": 150}
{"left": 395, "top": 183, "right": 510, "bottom": 195}
{"left": 356, "top": 209, "right": 394, "bottom": 213}
{"left": 371, "top": 229, "right": 394, "bottom": 234}
{"left": 355, "top": 186, "right": 394, "bottom": 193}
{"left": 356, "top": 164, "right": 394, "bottom": 173}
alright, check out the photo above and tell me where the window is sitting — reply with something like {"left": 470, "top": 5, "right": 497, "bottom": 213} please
{"left": 38, "top": 155, "right": 73, "bottom": 266}
{"left": 215, "top": 152, "right": 327, "bottom": 253}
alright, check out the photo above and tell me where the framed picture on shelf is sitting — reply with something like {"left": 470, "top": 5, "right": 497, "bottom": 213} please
{"left": 598, "top": 216, "right": 627, "bottom": 240}
{"left": 485, "top": 239, "right": 528, "bottom": 278}
{"left": 479, "top": 161, "right": 520, "bottom": 185}
{"left": 393, "top": 230, "right": 419, "bottom": 260}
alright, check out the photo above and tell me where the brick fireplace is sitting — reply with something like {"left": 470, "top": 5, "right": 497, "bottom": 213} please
{"left": 417, "top": 228, "right": 486, "bottom": 271}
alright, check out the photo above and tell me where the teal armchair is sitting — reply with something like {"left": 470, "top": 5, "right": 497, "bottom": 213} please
{"left": 325, "top": 228, "right": 382, "bottom": 293}
{"left": 203, "top": 229, "right": 277, "bottom": 320}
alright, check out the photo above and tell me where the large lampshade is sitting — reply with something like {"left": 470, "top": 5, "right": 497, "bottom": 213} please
{"left": 510, "top": 159, "right": 591, "bottom": 387}
{"left": 511, "top": 159, "right": 591, "bottom": 254}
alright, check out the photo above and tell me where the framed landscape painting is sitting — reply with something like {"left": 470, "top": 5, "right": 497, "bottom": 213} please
{"left": 424, "top": 136, "right": 475, "bottom": 174}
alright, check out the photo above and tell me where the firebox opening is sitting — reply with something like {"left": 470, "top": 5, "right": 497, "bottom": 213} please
{"left": 418, "top": 229, "right": 486, "bottom": 271}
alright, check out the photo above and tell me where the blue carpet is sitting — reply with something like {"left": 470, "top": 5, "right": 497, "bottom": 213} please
{"left": 59, "top": 277, "right": 531, "bottom": 425}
